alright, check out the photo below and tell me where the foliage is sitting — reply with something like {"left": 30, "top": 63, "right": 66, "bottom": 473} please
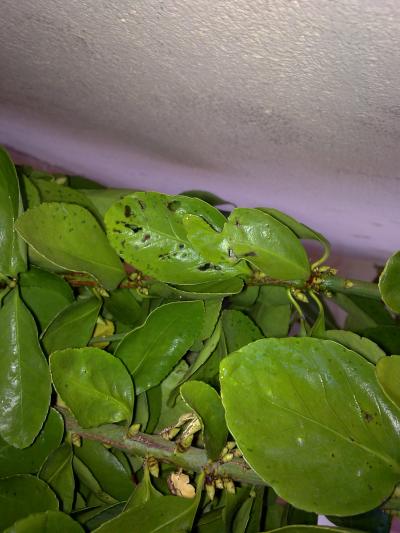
{"left": 0, "top": 146, "right": 399, "bottom": 532}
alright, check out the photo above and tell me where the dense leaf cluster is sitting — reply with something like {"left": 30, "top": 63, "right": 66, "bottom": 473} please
{"left": 0, "top": 146, "right": 400, "bottom": 532}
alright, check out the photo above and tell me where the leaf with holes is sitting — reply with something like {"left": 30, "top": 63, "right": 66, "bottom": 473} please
{"left": 224, "top": 208, "right": 311, "bottom": 281}
{"left": 105, "top": 191, "right": 244, "bottom": 284}
{"left": 50, "top": 347, "right": 134, "bottom": 427}
{"left": 220, "top": 337, "right": 400, "bottom": 516}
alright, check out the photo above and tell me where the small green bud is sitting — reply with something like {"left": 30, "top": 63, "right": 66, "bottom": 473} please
{"left": 127, "top": 423, "right": 141, "bottom": 438}
{"left": 214, "top": 477, "right": 224, "bottom": 490}
{"left": 71, "top": 433, "right": 82, "bottom": 447}
{"left": 147, "top": 456, "right": 159, "bottom": 478}
{"left": 221, "top": 452, "right": 234, "bottom": 463}
{"left": 205, "top": 480, "right": 215, "bottom": 501}
{"left": 223, "top": 477, "right": 235, "bottom": 494}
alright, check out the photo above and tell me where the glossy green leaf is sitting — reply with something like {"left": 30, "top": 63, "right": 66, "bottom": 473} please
{"left": 222, "top": 310, "right": 262, "bottom": 353}
{"left": 152, "top": 360, "right": 190, "bottom": 433}
{"left": 250, "top": 286, "right": 291, "bottom": 338}
{"left": 258, "top": 207, "right": 330, "bottom": 265}
{"left": 379, "top": 251, "right": 400, "bottom": 313}
{"left": 220, "top": 337, "right": 400, "bottom": 515}
{"left": 224, "top": 208, "right": 311, "bottom": 281}
{"left": 72, "top": 456, "right": 117, "bottom": 506}
{"left": 0, "top": 475, "right": 58, "bottom": 530}
{"left": 19, "top": 267, "right": 74, "bottom": 330}
{"left": 180, "top": 381, "right": 228, "bottom": 460}
{"left": 96, "top": 488, "right": 202, "bottom": 533}
{"left": 268, "top": 525, "right": 357, "bottom": 533}
{"left": 75, "top": 440, "right": 134, "bottom": 500}
{"left": 77, "top": 503, "right": 125, "bottom": 530}
{"left": 334, "top": 293, "right": 395, "bottom": 333}
{"left": 223, "top": 486, "right": 252, "bottom": 533}
{"left": 327, "top": 507, "right": 391, "bottom": 533}
{"left": 229, "top": 285, "right": 260, "bottom": 309}
{"left": 323, "top": 329, "right": 385, "bottom": 364}
{"left": 179, "top": 189, "right": 233, "bottom": 207}
{"left": 0, "top": 408, "right": 63, "bottom": 477}
{"left": 125, "top": 466, "right": 162, "bottom": 510}
{"left": 169, "top": 320, "right": 222, "bottom": 406}
{"left": 151, "top": 277, "right": 244, "bottom": 299}
{"left": 0, "top": 289, "right": 51, "bottom": 448}
{"left": 0, "top": 147, "right": 26, "bottom": 276}
{"left": 362, "top": 326, "right": 400, "bottom": 355}
{"left": 376, "top": 355, "right": 400, "bottom": 409}
{"left": 104, "top": 288, "right": 145, "bottom": 326}
{"left": 20, "top": 176, "right": 41, "bottom": 208}
{"left": 105, "top": 191, "right": 242, "bottom": 284}
{"left": 115, "top": 301, "right": 204, "bottom": 393}
{"left": 50, "top": 347, "right": 134, "bottom": 427}
{"left": 32, "top": 179, "right": 102, "bottom": 223}
{"left": 42, "top": 297, "right": 101, "bottom": 354}
{"left": 16, "top": 203, "right": 125, "bottom": 289}
{"left": 201, "top": 299, "right": 222, "bottom": 340}
{"left": 183, "top": 214, "right": 250, "bottom": 275}
{"left": 79, "top": 188, "right": 135, "bottom": 217}
{"left": 39, "top": 443, "right": 75, "bottom": 513}
{"left": 4, "top": 511, "right": 84, "bottom": 533}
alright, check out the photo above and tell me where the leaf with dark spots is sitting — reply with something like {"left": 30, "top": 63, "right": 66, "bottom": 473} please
{"left": 105, "top": 192, "right": 245, "bottom": 284}
{"left": 124, "top": 205, "right": 132, "bottom": 217}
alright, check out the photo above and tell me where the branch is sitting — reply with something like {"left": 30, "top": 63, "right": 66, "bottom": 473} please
{"left": 319, "top": 275, "right": 381, "bottom": 301}
{"left": 59, "top": 409, "right": 264, "bottom": 486}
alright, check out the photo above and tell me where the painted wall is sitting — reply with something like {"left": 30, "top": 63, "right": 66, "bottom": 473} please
{"left": 0, "top": 0, "right": 399, "bottom": 261}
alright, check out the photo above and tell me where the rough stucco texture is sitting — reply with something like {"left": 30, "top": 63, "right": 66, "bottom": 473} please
{"left": 0, "top": 0, "right": 400, "bottom": 259}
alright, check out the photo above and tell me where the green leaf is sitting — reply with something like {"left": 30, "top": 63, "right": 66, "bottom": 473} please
{"left": 200, "top": 299, "right": 222, "bottom": 340}
{"left": 179, "top": 189, "right": 234, "bottom": 207}
{"left": 258, "top": 208, "right": 330, "bottom": 266}
{"left": 104, "top": 288, "right": 145, "bottom": 326}
{"left": 72, "top": 456, "right": 117, "bottom": 505}
{"left": 379, "top": 251, "right": 400, "bottom": 313}
{"left": 115, "top": 301, "right": 204, "bottom": 393}
{"left": 50, "top": 347, "right": 134, "bottom": 427}
{"left": 19, "top": 267, "right": 74, "bottom": 330}
{"left": 39, "top": 443, "right": 75, "bottom": 513}
{"left": 334, "top": 294, "right": 395, "bottom": 333}
{"left": 327, "top": 507, "right": 391, "bottom": 533}
{"left": 250, "top": 286, "right": 291, "bottom": 338}
{"left": 152, "top": 360, "right": 190, "bottom": 433}
{"left": 76, "top": 503, "right": 125, "bottom": 530}
{"left": 268, "top": 525, "right": 357, "bottom": 533}
{"left": 32, "top": 179, "right": 102, "bottom": 223}
{"left": 220, "top": 337, "right": 400, "bottom": 515}
{"left": 79, "top": 188, "right": 135, "bottom": 217}
{"left": 323, "top": 330, "right": 385, "bottom": 364}
{"left": 376, "top": 355, "right": 400, "bottom": 409}
{"left": 222, "top": 310, "right": 262, "bottom": 353}
{"left": 0, "top": 408, "right": 63, "bottom": 477}
{"left": 151, "top": 278, "right": 244, "bottom": 300}
{"left": 20, "top": 176, "right": 41, "bottom": 208}
{"left": 0, "top": 289, "right": 51, "bottom": 448}
{"left": 105, "top": 191, "right": 242, "bottom": 284}
{"left": 224, "top": 208, "right": 311, "bottom": 281}
{"left": 125, "top": 466, "right": 162, "bottom": 510}
{"left": 169, "top": 320, "right": 222, "bottom": 405}
{"left": 362, "top": 326, "right": 400, "bottom": 355}
{"left": 16, "top": 203, "right": 125, "bottom": 289}
{"left": 42, "top": 296, "right": 101, "bottom": 354}
{"left": 74, "top": 440, "right": 134, "bottom": 500}
{"left": 95, "top": 484, "right": 203, "bottom": 533}
{"left": 4, "top": 511, "right": 84, "bottom": 533}
{"left": 0, "top": 475, "right": 58, "bottom": 530}
{"left": 180, "top": 381, "right": 228, "bottom": 460}
{"left": 0, "top": 147, "right": 27, "bottom": 276}
{"left": 183, "top": 214, "right": 250, "bottom": 275}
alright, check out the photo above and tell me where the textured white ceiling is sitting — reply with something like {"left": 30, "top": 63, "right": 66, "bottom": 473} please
{"left": 0, "top": 0, "right": 400, "bottom": 259}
